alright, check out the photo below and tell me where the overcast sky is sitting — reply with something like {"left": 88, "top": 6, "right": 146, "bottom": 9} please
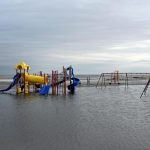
{"left": 0, "top": 0, "right": 150, "bottom": 74}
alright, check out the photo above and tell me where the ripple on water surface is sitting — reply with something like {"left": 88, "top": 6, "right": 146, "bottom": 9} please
{"left": 0, "top": 86, "right": 150, "bottom": 150}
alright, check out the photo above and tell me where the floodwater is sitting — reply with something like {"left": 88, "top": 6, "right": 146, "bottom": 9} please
{"left": 0, "top": 86, "right": 150, "bottom": 150}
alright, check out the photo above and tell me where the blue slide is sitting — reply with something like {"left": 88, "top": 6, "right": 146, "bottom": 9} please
{"left": 72, "top": 77, "right": 80, "bottom": 86}
{"left": 68, "top": 77, "right": 80, "bottom": 91}
{"left": 0, "top": 73, "right": 21, "bottom": 93}
{"left": 67, "top": 67, "right": 80, "bottom": 92}
{"left": 39, "top": 84, "right": 51, "bottom": 95}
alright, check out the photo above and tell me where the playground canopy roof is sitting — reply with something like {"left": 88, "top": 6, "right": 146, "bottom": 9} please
{"left": 16, "top": 62, "right": 30, "bottom": 70}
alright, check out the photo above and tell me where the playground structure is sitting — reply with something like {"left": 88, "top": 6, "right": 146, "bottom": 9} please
{"left": 96, "top": 72, "right": 150, "bottom": 88}
{"left": 0, "top": 62, "right": 80, "bottom": 96}
{"left": 96, "top": 71, "right": 125, "bottom": 88}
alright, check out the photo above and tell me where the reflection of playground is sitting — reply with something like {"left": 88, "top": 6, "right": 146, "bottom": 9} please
{"left": 96, "top": 71, "right": 150, "bottom": 88}
{"left": 0, "top": 62, "right": 80, "bottom": 96}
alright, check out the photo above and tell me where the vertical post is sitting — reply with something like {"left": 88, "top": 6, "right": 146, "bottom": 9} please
{"left": 127, "top": 73, "right": 128, "bottom": 87}
{"left": 52, "top": 70, "right": 54, "bottom": 95}
{"left": 63, "top": 66, "right": 66, "bottom": 96}
{"left": 111, "top": 73, "right": 113, "bottom": 84}
{"left": 16, "top": 69, "right": 18, "bottom": 94}
{"left": 114, "top": 72, "right": 116, "bottom": 84}
{"left": 24, "top": 69, "right": 25, "bottom": 95}
{"left": 116, "top": 71, "right": 119, "bottom": 84}
{"left": 69, "top": 66, "right": 72, "bottom": 85}
{"left": 125, "top": 73, "right": 128, "bottom": 88}
{"left": 54, "top": 71, "right": 56, "bottom": 95}
{"left": 52, "top": 70, "right": 58, "bottom": 95}
{"left": 33, "top": 73, "right": 36, "bottom": 93}
{"left": 104, "top": 78, "right": 106, "bottom": 87}
{"left": 44, "top": 73, "right": 46, "bottom": 84}
{"left": 56, "top": 71, "right": 58, "bottom": 95}
{"left": 27, "top": 69, "right": 30, "bottom": 93}
{"left": 40, "top": 71, "right": 42, "bottom": 76}
{"left": 87, "top": 76, "right": 88, "bottom": 86}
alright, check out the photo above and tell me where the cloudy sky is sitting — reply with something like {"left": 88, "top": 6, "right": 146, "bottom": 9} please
{"left": 0, "top": 0, "right": 150, "bottom": 74}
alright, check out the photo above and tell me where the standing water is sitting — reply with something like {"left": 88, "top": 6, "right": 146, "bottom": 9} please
{"left": 0, "top": 86, "right": 150, "bottom": 150}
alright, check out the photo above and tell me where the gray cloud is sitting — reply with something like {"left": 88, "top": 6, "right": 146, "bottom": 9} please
{"left": 0, "top": 0, "right": 150, "bottom": 74}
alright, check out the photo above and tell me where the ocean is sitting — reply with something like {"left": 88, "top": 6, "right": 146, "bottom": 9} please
{"left": 0, "top": 85, "right": 150, "bottom": 150}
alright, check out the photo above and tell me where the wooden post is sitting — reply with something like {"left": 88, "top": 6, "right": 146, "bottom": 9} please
{"left": 52, "top": 70, "right": 58, "bottom": 95}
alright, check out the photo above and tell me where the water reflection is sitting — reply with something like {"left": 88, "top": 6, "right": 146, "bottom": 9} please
{"left": 0, "top": 86, "right": 150, "bottom": 150}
